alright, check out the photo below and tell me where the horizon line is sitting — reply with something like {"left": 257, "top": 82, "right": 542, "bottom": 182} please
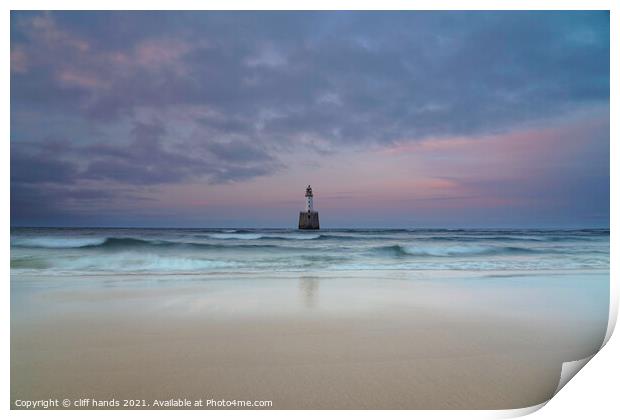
{"left": 10, "top": 225, "right": 611, "bottom": 230}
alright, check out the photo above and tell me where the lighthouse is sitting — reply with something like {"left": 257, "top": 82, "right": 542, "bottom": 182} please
{"left": 298, "top": 185, "right": 320, "bottom": 230}
{"left": 305, "top": 185, "right": 314, "bottom": 212}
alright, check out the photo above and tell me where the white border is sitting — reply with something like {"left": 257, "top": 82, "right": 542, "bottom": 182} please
{"left": 4, "top": 1, "right": 617, "bottom": 419}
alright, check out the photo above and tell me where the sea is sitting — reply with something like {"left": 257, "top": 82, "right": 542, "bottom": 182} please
{"left": 10, "top": 228, "right": 610, "bottom": 275}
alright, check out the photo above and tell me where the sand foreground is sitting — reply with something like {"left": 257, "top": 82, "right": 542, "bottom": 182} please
{"left": 11, "top": 270, "right": 608, "bottom": 409}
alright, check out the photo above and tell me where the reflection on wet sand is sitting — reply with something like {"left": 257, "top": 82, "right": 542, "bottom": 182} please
{"left": 299, "top": 276, "right": 319, "bottom": 308}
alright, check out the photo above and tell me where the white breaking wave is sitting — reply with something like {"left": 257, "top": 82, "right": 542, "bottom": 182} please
{"left": 208, "top": 233, "right": 320, "bottom": 240}
{"left": 401, "top": 245, "right": 495, "bottom": 257}
{"left": 208, "top": 233, "right": 265, "bottom": 240}
{"left": 36, "top": 253, "right": 239, "bottom": 272}
{"left": 11, "top": 236, "right": 107, "bottom": 248}
{"left": 266, "top": 234, "right": 321, "bottom": 240}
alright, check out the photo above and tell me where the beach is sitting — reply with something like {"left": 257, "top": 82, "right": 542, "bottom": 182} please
{"left": 10, "top": 8, "right": 611, "bottom": 411}
{"left": 11, "top": 269, "right": 608, "bottom": 409}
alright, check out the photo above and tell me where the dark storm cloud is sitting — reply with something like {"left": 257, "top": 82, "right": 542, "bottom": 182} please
{"left": 11, "top": 11, "right": 609, "bottom": 138}
{"left": 207, "top": 140, "right": 274, "bottom": 163}
{"left": 10, "top": 181, "right": 154, "bottom": 226}
{"left": 10, "top": 11, "right": 609, "bottom": 226}
{"left": 11, "top": 147, "right": 79, "bottom": 184}
{"left": 11, "top": 115, "right": 281, "bottom": 223}
{"left": 12, "top": 119, "right": 281, "bottom": 187}
{"left": 82, "top": 120, "right": 203, "bottom": 184}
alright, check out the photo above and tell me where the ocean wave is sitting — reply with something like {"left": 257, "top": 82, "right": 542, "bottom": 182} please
{"left": 12, "top": 236, "right": 282, "bottom": 250}
{"left": 210, "top": 233, "right": 325, "bottom": 240}
{"left": 423, "top": 235, "right": 547, "bottom": 242}
{"left": 415, "top": 234, "right": 605, "bottom": 242}
{"left": 10, "top": 253, "right": 351, "bottom": 273}
{"left": 9, "top": 228, "right": 609, "bottom": 274}
{"left": 88, "top": 237, "right": 286, "bottom": 250}
{"left": 11, "top": 237, "right": 107, "bottom": 248}
{"left": 11, "top": 233, "right": 595, "bottom": 249}
{"left": 371, "top": 244, "right": 540, "bottom": 257}
{"left": 314, "top": 234, "right": 395, "bottom": 241}
{"left": 207, "top": 233, "right": 265, "bottom": 240}
{"left": 29, "top": 254, "right": 239, "bottom": 272}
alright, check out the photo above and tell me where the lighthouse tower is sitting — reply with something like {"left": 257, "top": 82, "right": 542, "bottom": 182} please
{"left": 305, "top": 185, "right": 314, "bottom": 212}
{"left": 298, "top": 185, "right": 320, "bottom": 230}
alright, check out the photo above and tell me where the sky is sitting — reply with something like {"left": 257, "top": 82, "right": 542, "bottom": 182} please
{"left": 10, "top": 11, "right": 610, "bottom": 228}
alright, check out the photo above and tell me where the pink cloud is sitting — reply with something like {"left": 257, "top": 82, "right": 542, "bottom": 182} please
{"left": 382, "top": 110, "right": 609, "bottom": 179}
{"left": 11, "top": 48, "right": 28, "bottom": 73}
{"left": 134, "top": 38, "right": 192, "bottom": 70}
{"left": 28, "top": 13, "right": 90, "bottom": 52}
{"left": 17, "top": 13, "right": 195, "bottom": 92}
{"left": 57, "top": 69, "right": 109, "bottom": 90}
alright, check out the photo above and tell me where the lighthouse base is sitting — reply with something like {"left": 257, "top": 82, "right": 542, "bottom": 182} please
{"left": 298, "top": 211, "right": 320, "bottom": 230}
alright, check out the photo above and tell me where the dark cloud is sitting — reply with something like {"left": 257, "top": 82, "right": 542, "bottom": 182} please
{"left": 11, "top": 11, "right": 609, "bottom": 137}
{"left": 11, "top": 117, "right": 283, "bottom": 223}
{"left": 11, "top": 148, "right": 79, "bottom": 184}
{"left": 10, "top": 11, "right": 609, "bottom": 225}
{"left": 207, "top": 140, "right": 274, "bottom": 163}
{"left": 82, "top": 120, "right": 201, "bottom": 184}
{"left": 10, "top": 181, "right": 157, "bottom": 226}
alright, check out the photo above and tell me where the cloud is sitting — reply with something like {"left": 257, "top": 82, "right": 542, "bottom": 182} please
{"left": 10, "top": 11, "right": 609, "bottom": 226}
{"left": 11, "top": 117, "right": 283, "bottom": 222}
{"left": 379, "top": 109, "right": 610, "bottom": 217}
{"left": 12, "top": 11, "right": 609, "bottom": 136}
{"left": 10, "top": 48, "right": 28, "bottom": 73}
{"left": 11, "top": 147, "right": 79, "bottom": 185}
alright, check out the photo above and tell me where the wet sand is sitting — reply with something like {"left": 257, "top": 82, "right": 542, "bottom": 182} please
{"left": 11, "top": 270, "right": 609, "bottom": 409}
